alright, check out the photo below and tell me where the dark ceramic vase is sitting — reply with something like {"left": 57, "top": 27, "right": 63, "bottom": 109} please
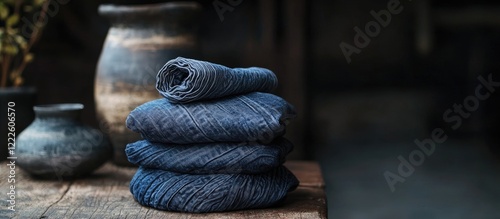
{"left": 16, "top": 104, "right": 112, "bottom": 179}
{"left": 95, "top": 2, "right": 201, "bottom": 166}
{"left": 0, "top": 87, "right": 36, "bottom": 161}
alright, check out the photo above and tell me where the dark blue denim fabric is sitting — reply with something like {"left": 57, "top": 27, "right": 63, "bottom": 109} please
{"left": 156, "top": 57, "right": 278, "bottom": 103}
{"left": 129, "top": 165, "right": 299, "bottom": 213}
{"left": 125, "top": 138, "right": 293, "bottom": 174}
{"left": 126, "top": 92, "right": 296, "bottom": 144}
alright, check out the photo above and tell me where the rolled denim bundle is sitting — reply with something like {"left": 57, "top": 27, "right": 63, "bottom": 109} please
{"left": 156, "top": 57, "right": 278, "bottom": 103}
{"left": 129, "top": 165, "right": 299, "bottom": 213}
{"left": 125, "top": 138, "right": 293, "bottom": 174}
{"left": 126, "top": 92, "right": 296, "bottom": 144}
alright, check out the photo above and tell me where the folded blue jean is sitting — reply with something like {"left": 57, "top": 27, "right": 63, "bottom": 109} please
{"left": 125, "top": 138, "right": 293, "bottom": 174}
{"left": 156, "top": 57, "right": 278, "bottom": 103}
{"left": 126, "top": 92, "right": 296, "bottom": 144}
{"left": 129, "top": 166, "right": 299, "bottom": 213}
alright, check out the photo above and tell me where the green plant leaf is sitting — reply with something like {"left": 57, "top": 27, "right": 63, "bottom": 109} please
{"left": 0, "top": 4, "right": 9, "bottom": 20}
{"left": 4, "top": 44, "right": 18, "bottom": 55}
{"left": 34, "top": 0, "right": 46, "bottom": 7}
{"left": 8, "top": 28, "right": 18, "bottom": 34}
{"left": 24, "top": 53, "right": 34, "bottom": 63}
{"left": 14, "top": 35, "right": 26, "bottom": 44}
{"left": 6, "top": 14, "right": 20, "bottom": 28}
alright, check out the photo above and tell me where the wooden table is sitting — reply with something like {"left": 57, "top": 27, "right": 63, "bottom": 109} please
{"left": 0, "top": 161, "right": 326, "bottom": 218}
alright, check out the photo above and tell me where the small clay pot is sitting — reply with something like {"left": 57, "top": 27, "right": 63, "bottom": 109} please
{"left": 16, "top": 103, "right": 112, "bottom": 179}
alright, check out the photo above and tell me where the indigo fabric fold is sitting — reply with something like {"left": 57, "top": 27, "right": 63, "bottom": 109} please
{"left": 125, "top": 138, "right": 293, "bottom": 174}
{"left": 156, "top": 57, "right": 278, "bottom": 103}
{"left": 127, "top": 57, "right": 299, "bottom": 213}
{"left": 126, "top": 92, "right": 296, "bottom": 144}
{"left": 129, "top": 165, "right": 299, "bottom": 213}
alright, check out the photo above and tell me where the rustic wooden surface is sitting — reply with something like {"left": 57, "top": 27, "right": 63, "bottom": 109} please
{"left": 0, "top": 161, "right": 326, "bottom": 219}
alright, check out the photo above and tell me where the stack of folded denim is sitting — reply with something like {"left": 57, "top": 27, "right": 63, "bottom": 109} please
{"left": 125, "top": 57, "right": 299, "bottom": 213}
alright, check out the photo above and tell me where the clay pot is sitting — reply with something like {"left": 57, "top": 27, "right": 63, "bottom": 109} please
{"left": 16, "top": 104, "right": 112, "bottom": 179}
{"left": 95, "top": 2, "right": 201, "bottom": 166}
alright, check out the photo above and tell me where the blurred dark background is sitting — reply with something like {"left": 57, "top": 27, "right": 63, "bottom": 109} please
{"left": 23, "top": 0, "right": 500, "bottom": 218}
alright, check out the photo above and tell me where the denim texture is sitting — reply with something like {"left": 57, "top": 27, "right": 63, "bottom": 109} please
{"left": 125, "top": 138, "right": 293, "bottom": 174}
{"left": 156, "top": 57, "right": 278, "bottom": 103}
{"left": 127, "top": 58, "right": 298, "bottom": 213}
{"left": 129, "top": 165, "right": 299, "bottom": 213}
{"left": 126, "top": 92, "right": 296, "bottom": 144}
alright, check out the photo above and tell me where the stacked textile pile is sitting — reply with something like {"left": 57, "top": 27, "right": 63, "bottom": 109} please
{"left": 125, "top": 57, "right": 299, "bottom": 213}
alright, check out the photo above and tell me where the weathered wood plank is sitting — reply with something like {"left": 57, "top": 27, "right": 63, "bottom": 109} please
{"left": 1, "top": 161, "right": 327, "bottom": 219}
{"left": 284, "top": 161, "right": 325, "bottom": 188}
{"left": 40, "top": 164, "right": 142, "bottom": 219}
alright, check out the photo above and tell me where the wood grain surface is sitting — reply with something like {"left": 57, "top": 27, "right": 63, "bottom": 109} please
{"left": 0, "top": 161, "right": 326, "bottom": 219}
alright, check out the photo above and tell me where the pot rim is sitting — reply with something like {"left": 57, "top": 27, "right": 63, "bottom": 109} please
{"left": 98, "top": 1, "right": 201, "bottom": 17}
{"left": 34, "top": 103, "right": 84, "bottom": 112}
